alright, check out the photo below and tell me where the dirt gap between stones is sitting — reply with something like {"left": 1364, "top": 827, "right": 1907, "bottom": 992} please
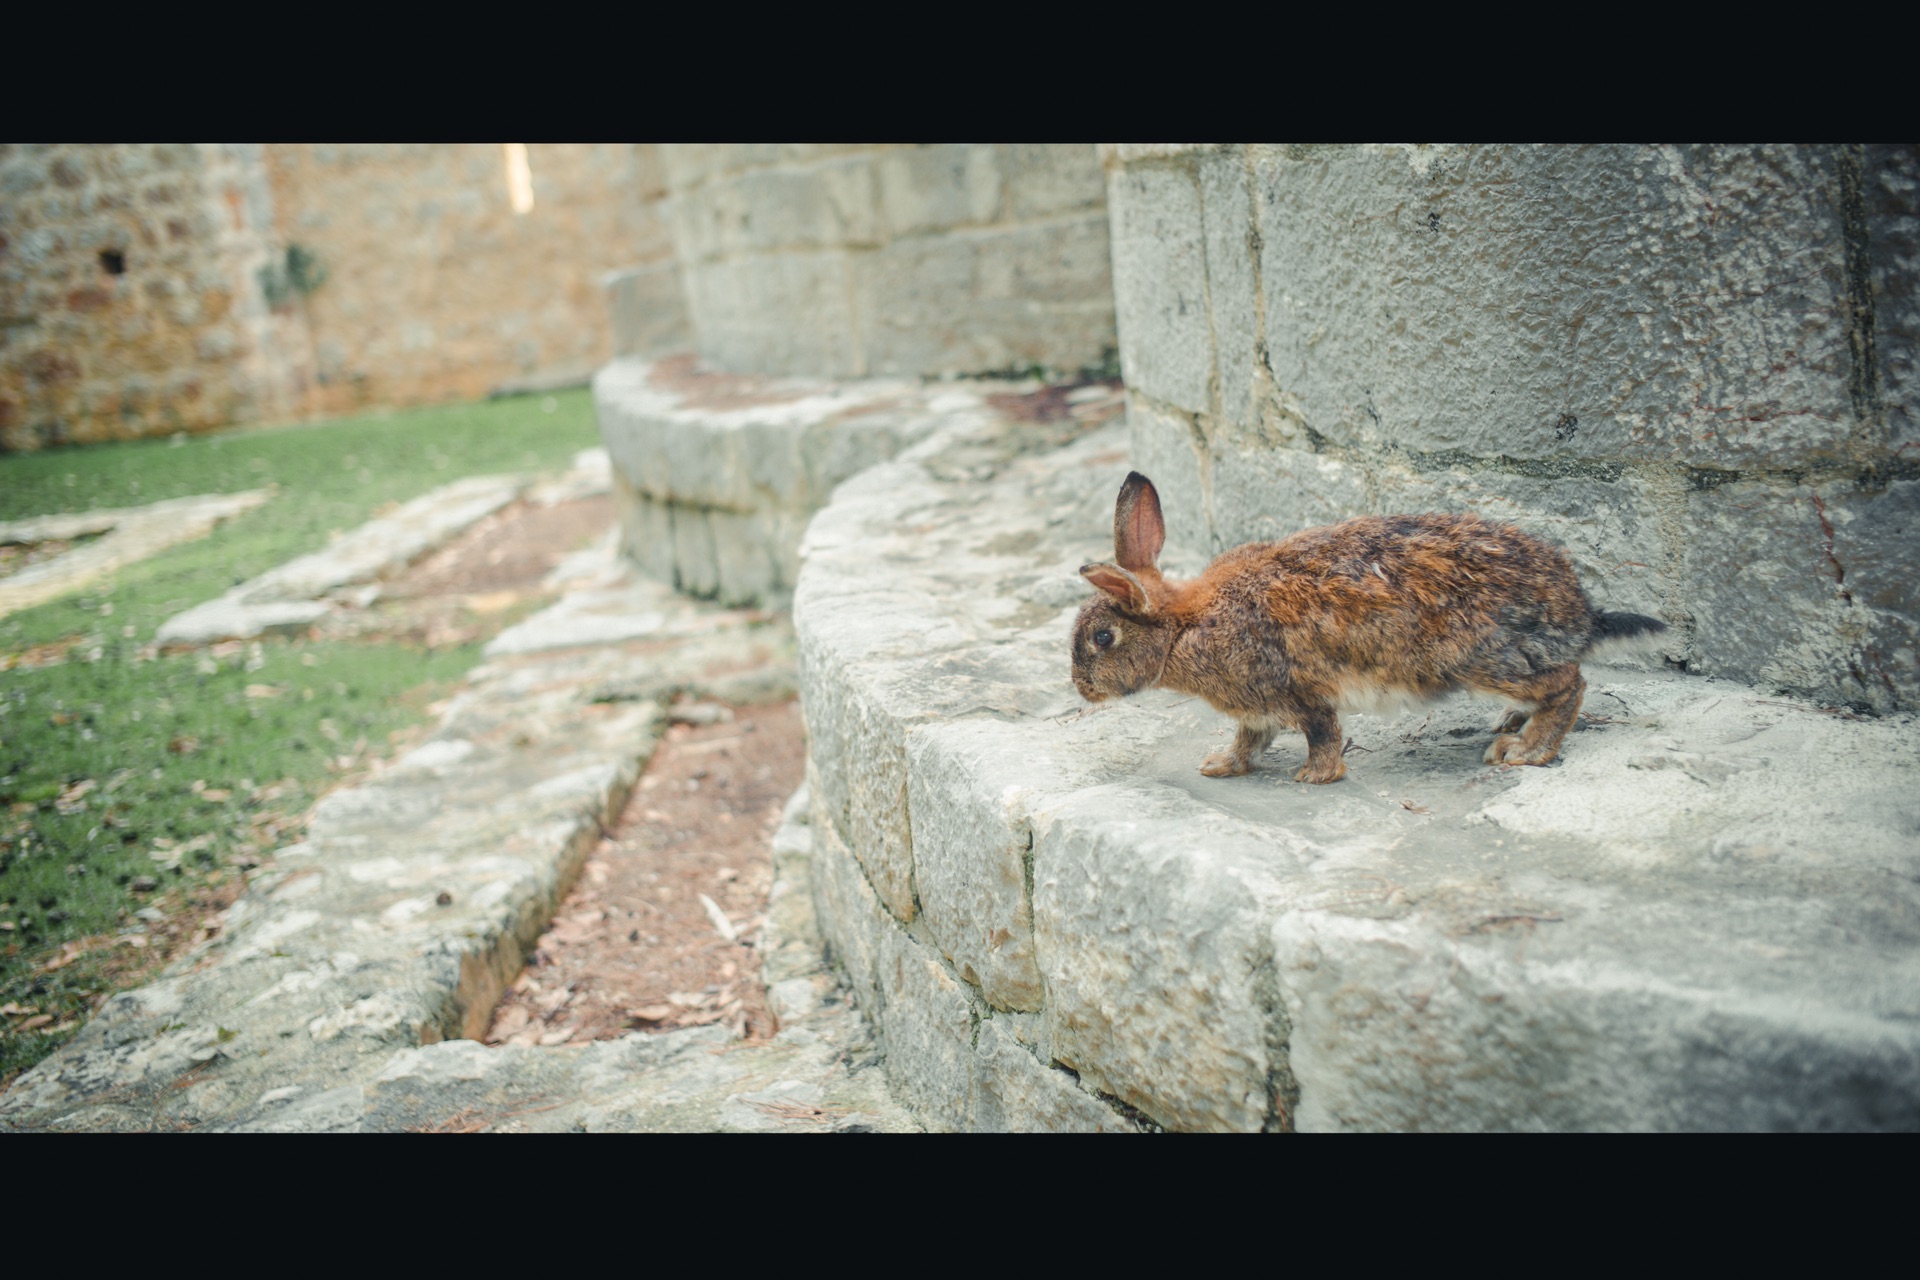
{"left": 484, "top": 700, "right": 803, "bottom": 1048}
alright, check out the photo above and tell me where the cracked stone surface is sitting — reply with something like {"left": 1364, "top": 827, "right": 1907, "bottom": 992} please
{"left": 0, "top": 489, "right": 274, "bottom": 619}
{"left": 1, "top": 536, "right": 915, "bottom": 1133}
{"left": 793, "top": 416, "right": 1920, "bottom": 1131}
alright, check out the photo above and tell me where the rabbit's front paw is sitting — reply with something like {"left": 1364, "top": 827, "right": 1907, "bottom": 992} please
{"left": 1293, "top": 758, "right": 1346, "bottom": 784}
{"left": 1484, "top": 734, "right": 1559, "bottom": 766}
{"left": 1200, "top": 751, "right": 1251, "bottom": 777}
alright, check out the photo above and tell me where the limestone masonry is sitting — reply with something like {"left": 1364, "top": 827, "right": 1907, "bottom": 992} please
{"left": 2, "top": 143, "right": 672, "bottom": 448}
{"left": 1105, "top": 144, "right": 1918, "bottom": 711}
{"left": 660, "top": 144, "right": 1116, "bottom": 379}
{"left": 792, "top": 412, "right": 1920, "bottom": 1131}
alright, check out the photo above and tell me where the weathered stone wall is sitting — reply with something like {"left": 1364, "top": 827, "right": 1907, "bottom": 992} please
{"left": 604, "top": 145, "right": 689, "bottom": 360}
{"left": 1, "top": 143, "right": 307, "bottom": 451}
{"left": 1106, "top": 144, "right": 1918, "bottom": 712}
{"left": 2, "top": 143, "right": 677, "bottom": 450}
{"left": 267, "top": 143, "right": 672, "bottom": 415}
{"left": 661, "top": 144, "right": 1116, "bottom": 379}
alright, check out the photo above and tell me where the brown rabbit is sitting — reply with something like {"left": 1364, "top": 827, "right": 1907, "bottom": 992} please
{"left": 1070, "top": 472, "right": 1668, "bottom": 783}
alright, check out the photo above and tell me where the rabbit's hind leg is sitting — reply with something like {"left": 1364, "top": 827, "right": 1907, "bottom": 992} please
{"left": 1292, "top": 701, "right": 1346, "bottom": 784}
{"left": 1491, "top": 708, "right": 1529, "bottom": 734}
{"left": 1479, "top": 666, "right": 1585, "bottom": 766}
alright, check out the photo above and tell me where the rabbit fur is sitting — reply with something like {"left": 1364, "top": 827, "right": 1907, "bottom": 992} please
{"left": 1070, "top": 471, "right": 1667, "bottom": 783}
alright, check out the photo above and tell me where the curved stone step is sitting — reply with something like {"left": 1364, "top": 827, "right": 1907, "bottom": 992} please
{"left": 793, "top": 419, "right": 1920, "bottom": 1131}
{"left": 594, "top": 354, "right": 1115, "bottom": 607}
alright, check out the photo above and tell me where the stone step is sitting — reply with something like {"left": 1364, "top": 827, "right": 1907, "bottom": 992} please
{"left": 792, "top": 417, "right": 1920, "bottom": 1131}
{"left": 0, "top": 489, "right": 273, "bottom": 620}
{"left": 2, "top": 532, "right": 913, "bottom": 1133}
{"left": 593, "top": 354, "right": 1123, "bottom": 608}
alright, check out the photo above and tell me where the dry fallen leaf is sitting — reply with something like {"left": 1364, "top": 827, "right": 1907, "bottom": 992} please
{"left": 0, "top": 1002, "right": 38, "bottom": 1016}
{"left": 1400, "top": 800, "right": 1430, "bottom": 814}
{"left": 39, "top": 941, "right": 84, "bottom": 972}
{"left": 628, "top": 1004, "right": 675, "bottom": 1023}
{"left": 18, "top": 1014, "right": 53, "bottom": 1030}
{"left": 489, "top": 1005, "right": 531, "bottom": 1041}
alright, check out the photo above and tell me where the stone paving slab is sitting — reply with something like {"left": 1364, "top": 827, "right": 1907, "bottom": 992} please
{"left": 209, "top": 788, "right": 912, "bottom": 1133}
{"left": 793, "top": 418, "right": 1920, "bottom": 1131}
{"left": 152, "top": 449, "right": 615, "bottom": 648}
{"left": 0, "top": 489, "right": 273, "bottom": 619}
{"left": 2, "top": 532, "right": 912, "bottom": 1132}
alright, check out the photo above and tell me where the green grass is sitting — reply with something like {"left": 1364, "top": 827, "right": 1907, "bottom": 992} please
{"left": 0, "top": 390, "right": 601, "bottom": 1082}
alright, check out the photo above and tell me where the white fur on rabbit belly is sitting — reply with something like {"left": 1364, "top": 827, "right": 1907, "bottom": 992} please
{"left": 1333, "top": 676, "right": 1538, "bottom": 721}
{"left": 1332, "top": 676, "right": 1434, "bottom": 718}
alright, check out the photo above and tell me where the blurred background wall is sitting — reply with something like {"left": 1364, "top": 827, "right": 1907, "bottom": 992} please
{"left": 658, "top": 143, "right": 1115, "bottom": 378}
{"left": 1, "top": 142, "right": 1117, "bottom": 453}
{"left": 1, "top": 142, "right": 677, "bottom": 451}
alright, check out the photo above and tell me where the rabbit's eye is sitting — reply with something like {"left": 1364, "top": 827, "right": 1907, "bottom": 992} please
{"left": 1093, "top": 628, "right": 1115, "bottom": 650}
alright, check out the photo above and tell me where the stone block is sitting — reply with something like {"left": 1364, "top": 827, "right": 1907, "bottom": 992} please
{"left": 605, "top": 261, "right": 689, "bottom": 358}
{"left": 610, "top": 479, "right": 678, "bottom": 586}
{"left": 906, "top": 720, "right": 1047, "bottom": 1011}
{"left": 669, "top": 503, "right": 720, "bottom": 599}
{"left": 1682, "top": 477, "right": 1899, "bottom": 707}
{"left": 1004, "top": 144, "right": 1106, "bottom": 220}
{"left": 1251, "top": 144, "right": 1859, "bottom": 467}
{"left": 805, "top": 792, "right": 887, "bottom": 1021}
{"left": 1275, "top": 902, "right": 1920, "bottom": 1132}
{"left": 1029, "top": 784, "right": 1285, "bottom": 1133}
{"left": 708, "top": 505, "right": 782, "bottom": 606}
{"left": 1208, "top": 443, "right": 1372, "bottom": 556}
{"left": 873, "top": 925, "right": 977, "bottom": 1132}
{"left": 970, "top": 1016, "right": 1138, "bottom": 1132}
{"left": 1107, "top": 163, "right": 1211, "bottom": 413}
{"left": 1867, "top": 145, "right": 1919, "bottom": 453}
{"left": 1198, "top": 146, "right": 1258, "bottom": 428}
{"left": 796, "top": 651, "right": 918, "bottom": 921}
{"left": 876, "top": 144, "right": 1003, "bottom": 237}
{"left": 735, "top": 157, "right": 881, "bottom": 253}
{"left": 855, "top": 215, "right": 1116, "bottom": 377}
{"left": 658, "top": 144, "right": 770, "bottom": 192}
{"left": 1374, "top": 460, "right": 1670, "bottom": 619}
{"left": 681, "top": 252, "right": 862, "bottom": 378}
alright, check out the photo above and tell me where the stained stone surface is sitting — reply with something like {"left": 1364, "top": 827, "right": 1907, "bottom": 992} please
{"left": 793, "top": 416, "right": 1920, "bottom": 1132}
{"left": 1, "top": 537, "right": 914, "bottom": 1133}
{"left": 0, "top": 489, "right": 273, "bottom": 619}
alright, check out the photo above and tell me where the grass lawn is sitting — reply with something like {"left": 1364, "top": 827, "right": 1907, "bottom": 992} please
{"left": 0, "top": 390, "right": 602, "bottom": 1084}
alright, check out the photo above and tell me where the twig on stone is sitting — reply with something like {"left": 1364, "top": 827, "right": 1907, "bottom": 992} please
{"left": 698, "top": 893, "right": 739, "bottom": 942}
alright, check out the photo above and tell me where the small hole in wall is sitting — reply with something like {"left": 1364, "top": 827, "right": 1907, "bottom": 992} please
{"left": 99, "top": 249, "right": 127, "bottom": 275}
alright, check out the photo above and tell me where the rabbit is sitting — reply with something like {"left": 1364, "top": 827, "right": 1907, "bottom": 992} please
{"left": 1070, "top": 471, "right": 1668, "bottom": 783}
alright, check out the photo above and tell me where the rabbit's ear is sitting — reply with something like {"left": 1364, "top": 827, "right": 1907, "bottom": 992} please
{"left": 1115, "top": 472, "right": 1165, "bottom": 571}
{"left": 1080, "top": 562, "right": 1153, "bottom": 613}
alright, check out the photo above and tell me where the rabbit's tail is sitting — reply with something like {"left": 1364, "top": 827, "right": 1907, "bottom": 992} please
{"left": 1583, "top": 610, "right": 1669, "bottom": 661}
